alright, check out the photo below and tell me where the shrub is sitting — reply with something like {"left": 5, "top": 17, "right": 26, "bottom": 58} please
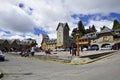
{"left": 0, "top": 72, "right": 4, "bottom": 78}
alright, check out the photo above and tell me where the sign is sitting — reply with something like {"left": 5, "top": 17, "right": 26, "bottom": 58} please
{"left": 77, "top": 42, "right": 89, "bottom": 45}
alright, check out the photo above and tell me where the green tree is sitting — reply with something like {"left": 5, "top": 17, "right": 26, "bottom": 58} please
{"left": 112, "top": 19, "right": 120, "bottom": 30}
{"left": 85, "top": 28, "right": 90, "bottom": 33}
{"left": 85, "top": 25, "right": 97, "bottom": 34}
{"left": 71, "top": 21, "right": 86, "bottom": 39}
{"left": 77, "top": 21, "right": 86, "bottom": 38}
{"left": 71, "top": 28, "right": 77, "bottom": 39}
{"left": 91, "top": 25, "right": 97, "bottom": 32}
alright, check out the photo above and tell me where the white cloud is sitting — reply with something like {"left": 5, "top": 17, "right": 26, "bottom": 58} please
{"left": 0, "top": 0, "right": 120, "bottom": 42}
{"left": 64, "top": 0, "right": 120, "bottom": 14}
{"left": 34, "top": 34, "right": 42, "bottom": 47}
{"left": 0, "top": 1, "right": 35, "bottom": 34}
{"left": 85, "top": 20, "right": 113, "bottom": 32}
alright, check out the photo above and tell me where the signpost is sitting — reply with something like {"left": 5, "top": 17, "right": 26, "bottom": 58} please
{"left": 76, "top": 33, "right": 80, "bottom": 56}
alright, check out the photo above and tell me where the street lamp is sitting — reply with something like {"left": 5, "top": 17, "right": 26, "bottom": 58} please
{"left": 76, "top": 28, "right": 80, "bottom": 56}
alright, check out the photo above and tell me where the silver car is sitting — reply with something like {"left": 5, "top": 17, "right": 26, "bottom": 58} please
{"left": 0, "top": 50, "right": 5, "bottom": 61}
{"left": 100, "top": 45, "right": 112, "bottom": 50}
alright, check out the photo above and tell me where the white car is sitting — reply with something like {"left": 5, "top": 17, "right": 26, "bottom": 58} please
{"left": 56, "top": 48, "right": 65, "bottom": 52}
{"left": 100, "top": 45, "right": 112, "bottom": 50}
{"left": 0, "top": 50, "right": 5, "bottom": 61}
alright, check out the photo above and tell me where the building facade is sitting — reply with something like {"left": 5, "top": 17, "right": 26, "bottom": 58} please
{"left": 56, "top": 23, "right": 70, "bottom": 48}
{"left": 79, "top": 26, "right": 120, "bottom": 50}
{"left": 41, "top": 22, "right": 71, "bottom": 50}
{"left": 0, "top": 39, "right": 36, "bottom": 52}
{"left": 41, "top": 34, "right": 57, "bottom": 50}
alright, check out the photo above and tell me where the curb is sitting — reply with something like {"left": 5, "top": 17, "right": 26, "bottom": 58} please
{"left": 20, "top": 51, "right": 119, "bottom": 65}
{"left": 71, "top": 51, "right": 119, "bottom": 65}
{"left": 0, "top": 72, "right": 4, "bottom": 79}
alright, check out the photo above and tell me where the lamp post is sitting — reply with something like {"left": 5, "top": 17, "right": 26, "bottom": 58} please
{"left": 76, "top": 28, "right": 80, "bottom": 56}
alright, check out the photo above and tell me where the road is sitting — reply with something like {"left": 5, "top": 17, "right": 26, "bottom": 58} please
{"left": 0, "top": 51, "right": 120, "bottom": 80}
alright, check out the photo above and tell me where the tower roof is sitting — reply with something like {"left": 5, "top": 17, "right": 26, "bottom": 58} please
{"left": 56, "top": 22, "right": 70, "bottom": 31}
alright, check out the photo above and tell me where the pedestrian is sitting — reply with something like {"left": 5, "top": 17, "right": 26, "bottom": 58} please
{"left": 72, "top": 47, "right": 76, "bottom": 56}
{"left": 31, "top": 47, "right": 35, "bottom": 56}
{"left": 45, "top": 48, "right": 51, "bottom": 55}
{"left": 69, "top": 46, "right": 72, "bottom": 54}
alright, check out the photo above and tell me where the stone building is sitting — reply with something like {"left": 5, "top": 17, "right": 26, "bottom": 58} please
{"left": 79, "top": 26, "right": 120, "bottom": 50}
{"left": 41, "top": 22, "right": 71, "bottom": 50}
{"left": 0, "top": 39, "right": 37, "bottom": 52}
{"left": 56, "top": 22, "right": 70, "bottom": 48}
{"left": 41, "top": 34, "right": 57, "bottom": 50}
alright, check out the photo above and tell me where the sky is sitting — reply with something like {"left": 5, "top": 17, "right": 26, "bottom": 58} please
{"left": 0, "top": 0, "right": 120, "bottom": 46}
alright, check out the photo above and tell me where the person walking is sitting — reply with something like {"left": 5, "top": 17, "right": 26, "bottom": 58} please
{"left": 31, "top": 47, "right": 35, "bottom": 56}
{"left": 69, "top": 46, "right": 72, "bottom": 54}
{"left": 72, "top": 47, "right": 76, "bottom": 56}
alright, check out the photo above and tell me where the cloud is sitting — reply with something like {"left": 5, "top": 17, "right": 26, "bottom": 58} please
{"left": 71, "top": 13, "right": 120, "bottom": 27}
{"left": 0, "top": 1, "right": 35, "bottom": 34}
{"left": 64, "top": 0, "right": 120, "bottom": 14}
{"left": 85, "top": 20, "right": 113, "bottom": 32}
{"left": 0, "top": 0, "right": 120, "bottom": 41}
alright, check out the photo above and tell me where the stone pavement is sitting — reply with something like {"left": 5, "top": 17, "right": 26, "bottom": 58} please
{"left": 33, "top": 50, "right": 117, "bottom": 64}
{"left": 35, "top": 50, "right": 116, "bottom": 57}
{"left": 9, "top": 50, "right": 117, "bottom": 64}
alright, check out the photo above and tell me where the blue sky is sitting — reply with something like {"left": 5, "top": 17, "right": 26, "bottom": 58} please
{"left": 34, "top": 28, "right": 47, "bottom": 35}
{"left": 71, "top": 13, "right": 120, "bottom": 26}
{"left": 0, "top": 0, "right": 120, "bottom": 40}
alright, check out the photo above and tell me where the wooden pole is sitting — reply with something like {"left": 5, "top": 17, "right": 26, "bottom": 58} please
{"left": 76, "top": 33, "right": 80, "bottom": 56}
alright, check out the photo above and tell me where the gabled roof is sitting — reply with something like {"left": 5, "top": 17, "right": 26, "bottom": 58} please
{"left": 99, "top": 26, "right": 112, "bottom": 34}
{"left": 41, "top": 34, "right": 49, "bottom": 45}
{"left": 20, "top": 40, "right": 32, "bottom": 45}
{"left": 11, "top": 39, "right": 21, "bottom": 45}
{"left": 46, "top": 39, "right": 57, "bottom": 44}
{"left": 7, "top": 39, "right": 14, "bottom": 45}
{"left": 42, "top": 34, "right": 49, "bottom": 41}
{"left": 56, "top": 22, "right": 70, "bottom": 31}
{"left": 15, "top": 39, "right": 21, "bottom": 44}
{"left": 80, "top": 32, "right": 97, "bottom": 39}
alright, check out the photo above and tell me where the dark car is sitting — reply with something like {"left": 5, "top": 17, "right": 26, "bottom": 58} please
{"left": 0, "top": 50, "right": 5, "bottom": 61}
{"left": 88, "top": 46, "right": 99, "bottom": 51}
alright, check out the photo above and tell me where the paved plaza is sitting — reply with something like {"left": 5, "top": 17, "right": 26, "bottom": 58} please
{"left": 10, "top": 50, "right": 117, "bottom": 64}
{"left": 35, "top": 50, "right": 115, "bottom": 57}
{"left": 0, "top": 50, "right": 120, "bottom": 80}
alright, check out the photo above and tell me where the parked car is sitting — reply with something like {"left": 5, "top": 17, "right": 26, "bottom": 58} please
{"left": 82, "top": 48, "right": 87, "bottom": 51}
{"left": 0, "top": 50, "right": 5, "bottom": 61}
{"left": 56, "top": 48, "right": 65, "bottom": 52}
{"left": 88, "top": 46, "right": 99, "bottom": 51}
{"left": 100, "top": 45, "right": 112, "bottom": 50}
